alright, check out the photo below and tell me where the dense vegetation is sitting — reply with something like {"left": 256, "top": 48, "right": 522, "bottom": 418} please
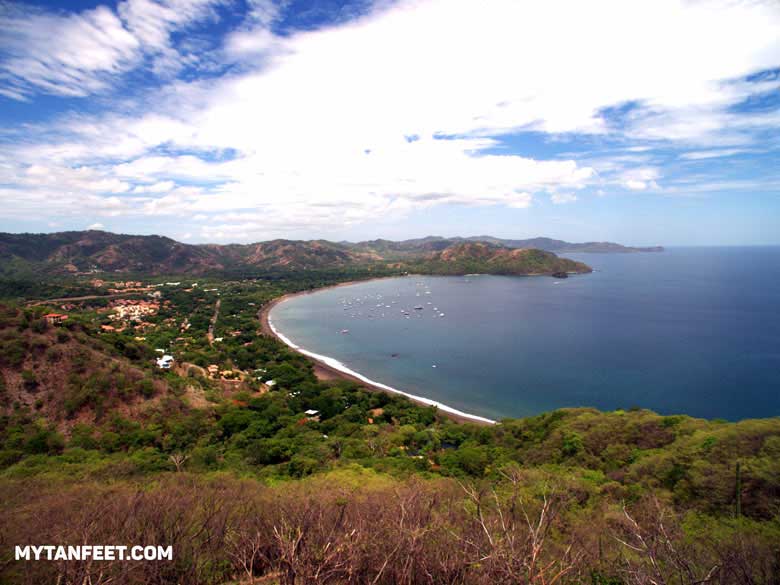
{"left": 0, "top": 269, "right": 778, "bottom": 584}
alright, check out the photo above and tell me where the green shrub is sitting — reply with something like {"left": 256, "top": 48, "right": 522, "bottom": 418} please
{"left": 562, "top": 431, "right": 584, "bottom": 457}
{"left": 138, "top": 378, "right": 155, "bottom": 398}
{"left": 0, "top": 449, "right": 23, "bottom": 468}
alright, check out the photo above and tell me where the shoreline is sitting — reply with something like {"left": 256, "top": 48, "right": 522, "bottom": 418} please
{"left": 258, "top": 278, "right": 496, "bottom": 426}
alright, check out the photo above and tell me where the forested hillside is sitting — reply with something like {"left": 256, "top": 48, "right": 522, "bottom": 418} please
{"left": 405, "top": 242, "right": 591, "bottom": 275}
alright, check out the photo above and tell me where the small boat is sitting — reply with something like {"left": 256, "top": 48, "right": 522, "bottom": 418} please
{"left": 340, "top": 329, "right": 350, "bottom": 334}
{"left": 414, "top": 305, "right": 423, "bottom": 310}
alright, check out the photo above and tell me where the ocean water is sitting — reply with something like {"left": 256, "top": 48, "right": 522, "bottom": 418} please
{"left": 270, "top": 247, "right": 780, "bottom": 421}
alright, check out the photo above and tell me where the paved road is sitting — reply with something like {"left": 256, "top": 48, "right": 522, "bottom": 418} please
{"left": 27, "top": 292, "right": 138, "bottom": 306}
{"left": 207, "top": 298, "right": 221, "bottom": 345}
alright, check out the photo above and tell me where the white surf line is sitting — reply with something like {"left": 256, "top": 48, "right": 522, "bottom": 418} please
{"left": 268, "top": 301, "right": 496, "bottom": 425}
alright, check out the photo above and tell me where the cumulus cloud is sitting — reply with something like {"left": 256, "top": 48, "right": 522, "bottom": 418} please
{"left": 1, "top": 0, "right": 779, "bottom": 240}
{"left": 87, "top": 222, "right": 106, "bottom": 230}
{"left": 619, "top": 168, "right": 662, "bottom": 192}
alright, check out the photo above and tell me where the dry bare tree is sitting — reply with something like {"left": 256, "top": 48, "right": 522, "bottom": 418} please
{"left": 454, "top": 467, "right": 586, "bottom": 585}
{"left": 611, "top": 497, "right": 719, "bottom": 585}
{"left": 168, "top": 452, "right": 189, "bottom": 472}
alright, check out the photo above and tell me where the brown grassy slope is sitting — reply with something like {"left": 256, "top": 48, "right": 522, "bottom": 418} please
{"left": 0, "top": 308, "right": 173, "bottom": 433}
{"left": 1, "top": 472, "right": 776, "bottom": 585}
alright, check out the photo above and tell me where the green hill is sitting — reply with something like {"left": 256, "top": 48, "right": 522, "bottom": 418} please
{"left": 404, "top": 241, "right": 592, "bottom": 275}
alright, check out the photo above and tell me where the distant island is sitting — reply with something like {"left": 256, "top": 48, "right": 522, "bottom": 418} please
{"left": 0, "top": 230, "right": 662, "bottom": 277}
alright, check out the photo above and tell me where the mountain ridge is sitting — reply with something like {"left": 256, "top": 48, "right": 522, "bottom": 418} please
{"left": 0, "top": 230, "right": 658, "bottom": 276}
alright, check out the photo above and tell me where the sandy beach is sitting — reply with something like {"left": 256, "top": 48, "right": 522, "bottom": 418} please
{"left": 258, "top": 279, "right": 496, "bottom": 425}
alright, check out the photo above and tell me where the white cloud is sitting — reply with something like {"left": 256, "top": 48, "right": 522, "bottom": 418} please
{"left": 625, "top": 100, "right": 780, "bottom": 146}
{"left": 118, "top": 0, "right": 223, "bottom": 77}
{"left": 0, "top": 0, "right": 223, "bottom": 98}
{"left": 87, "top": 222, "right": 106, "bottom": 230}
{"left": 618, "top": 168, "right": 662, "bottom": 191}
{"left": 625, "top": 180, "right": 649, "bottom": 191}
{"left": 118, "top": 0, "right": 220, "bottom": 49}
{"left": 0, "top": 5, "right": 140, "bottom": 98}
{"left": 550, "top": 193, "right": 577, "bottom": 205}
{"left": 663, "top": 178, "right": 780, "bottom": 195}
{"left": 1, "top": 0, "right": 779, "bottom": 240}
{"left": 679, "top": 149, "right": 750, "bottom": 160}
{"left": 131, "top": 180, "right": 176, "bottom": 193}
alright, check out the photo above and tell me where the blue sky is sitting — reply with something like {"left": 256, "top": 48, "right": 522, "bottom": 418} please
{"left": 1, "top": 0, "right": 779, "bottom": 246}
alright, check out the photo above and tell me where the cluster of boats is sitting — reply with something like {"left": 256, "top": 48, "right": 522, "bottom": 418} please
{"left": 336, "top": 283, "right": 446, "bottom": 329}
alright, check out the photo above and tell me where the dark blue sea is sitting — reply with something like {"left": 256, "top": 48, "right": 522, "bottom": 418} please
{"left": 270, "top": 247, "right": 780, "bottom": 421}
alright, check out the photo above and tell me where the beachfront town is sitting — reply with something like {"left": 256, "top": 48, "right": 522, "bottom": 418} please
{"left": 32, "top": 278, "right": 288, "bottom": 396}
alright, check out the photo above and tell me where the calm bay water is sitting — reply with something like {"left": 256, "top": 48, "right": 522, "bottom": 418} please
{"left": 270, "top": 247, "right": 780, "bottom": 421}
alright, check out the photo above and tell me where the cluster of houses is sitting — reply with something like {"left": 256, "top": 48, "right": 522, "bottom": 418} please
{"left": 207, "top": 364, "right": 245, "bottom": 380}
{"left": 107, "top": 299, "right": 160, "bottom": 322}
{"left": 90, "top": 279, "right": 148, "bottom": 292}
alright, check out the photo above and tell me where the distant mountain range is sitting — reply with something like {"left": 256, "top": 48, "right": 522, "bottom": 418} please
{"left": 348, "top": 236, "right": 663, "bottom": 258}
{"left": 0, "top": 231, "right": 661, "bottom": 277}
{"left": 0, "top": 231, "right": 360, "bottom": 276}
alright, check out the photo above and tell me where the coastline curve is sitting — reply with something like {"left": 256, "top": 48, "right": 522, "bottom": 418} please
{"left": 261, "top": 285, "right": 497, "bottom": 425}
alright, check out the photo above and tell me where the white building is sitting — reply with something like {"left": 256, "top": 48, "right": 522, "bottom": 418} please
{"left": 156, "top": 355, "right": 174, "bottom": 369}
